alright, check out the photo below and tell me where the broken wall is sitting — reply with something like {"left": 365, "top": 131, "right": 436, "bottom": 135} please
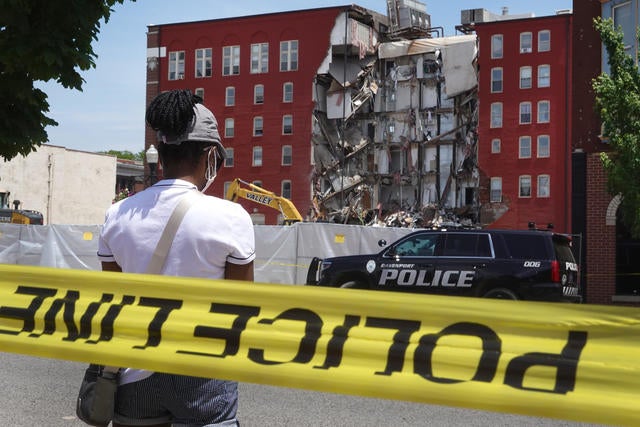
{"left": 311, "top": 17, "right": 479, "bottom": 228}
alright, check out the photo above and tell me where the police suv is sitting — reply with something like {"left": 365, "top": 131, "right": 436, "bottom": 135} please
{"left": 306, "top": 228, "right": 581, "bottom": 302}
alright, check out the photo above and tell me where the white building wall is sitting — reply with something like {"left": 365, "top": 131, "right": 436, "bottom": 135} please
{"left": 0, "top": 145, "right": 116, "bottom": 225}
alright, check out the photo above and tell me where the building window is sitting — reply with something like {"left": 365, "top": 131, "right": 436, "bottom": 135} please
{"left": 613, "top": 1, "right": 634, "bottom": 55}
{"left": 537, "top": 135, "right": 550, "bottom": 158}
{"left": 538, "top": 30, "right": 551, "bottom": 52}
{"left": 519, "top": 136, "right": 532, "bottom": 158}
{"left": 520, "top": 32, "right": 533, "bottom": 53}
{"left": 194, "top": 88, "right": 205, "bottom": 101}
{"left": 519, "top": 102, "right": 532, "bottom": 124}
{"left": 538, "top": 65, "right": 550, "bottom": 87}
{"left": 280, "top": 40, "right": 298, "bottom": 71}
{"left": 253, "top": 117, "right": 263, "bottom": 136}
{"left": 195, "top": 48, "right": 212, "bottom": 78}
{"left": 491, "top": 138, "right": 501, "bottom": 154}
{"left": 224, "top": 148, "right": 234, "bottom": 167}
{"left": 252, "top": 180, "right": 263, "bottom": 188}
{"left": 520, "top": 66, "right": 532, "bottom": 89}
{"left": 253, "top": 146, "right": 263, "bottom": 166}
{"left": 282, "top": 115, "right": 293, "bottom": 134}
{"left": 254, "top": 84, "right": 264, "bottom": 104}
{"left": 282, "top": 145, "right": 292, "bottom": 165}
{"left": 225, "top": 118, "right": 235, "bottom": 138}
{"left": 519, "top": 175, "right": 532, "bottom": 198}
{"left": 168, "top": 51, "right": 185, "bottom": 80}
{"left": 224, "top": 181, "right": 232, "bottom": 198}
{"left": 490, "top": 177, "right": 502, "bottom": 202}
{"left": 283, "top": 82, "right": 293, "bottom": 103}
{"left": 491, "top": 67, "right": 503, "bottom": 93}
{"left": 490, "top": 102, "right": 502, "bottom": 128}
{"left": 225, "top": 87, "right": 235, "bottom": 106}
{"left": 491, "top": 34, "right": 503, "bottom": 59}
{"left": 537, "top": 100, "right": 550, "bottom": 123}
{"left": 250, "top": 42, "right": 269, "bottom": 74}
{"left": 223, "top": 45, "right": 240, "bottom": 76}
{"left": 537, "top": 175, "right": 550, "bottom": 198}
{"left": 281, "top": 180, "right": 292, "bottom": 199}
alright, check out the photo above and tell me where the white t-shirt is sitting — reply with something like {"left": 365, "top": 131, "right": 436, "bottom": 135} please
{"left": 98, "top": 179, "right": 255, "bottom": 384}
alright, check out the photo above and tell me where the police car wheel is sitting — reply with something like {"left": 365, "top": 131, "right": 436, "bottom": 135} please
{"left": 340, "top": 280, "right": 365, "bottom": 289}
{"left": 483, "top": 288, "right": 519, "bottom": 300}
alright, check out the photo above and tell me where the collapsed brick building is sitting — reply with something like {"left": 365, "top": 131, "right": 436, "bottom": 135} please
{"left": 309, "top": 3, "right": 479, "bottom": 228}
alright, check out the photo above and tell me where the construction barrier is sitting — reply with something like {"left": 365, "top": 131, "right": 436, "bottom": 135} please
{"left": 1, "top": 264, "right": 639, "bottom": 426}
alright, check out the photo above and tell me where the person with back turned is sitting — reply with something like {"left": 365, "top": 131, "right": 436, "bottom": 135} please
{"left": 97, "top": 89, "right": 255, "bottom": 427}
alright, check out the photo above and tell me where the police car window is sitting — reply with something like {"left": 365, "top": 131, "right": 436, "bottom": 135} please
{"left": 443, "top": 234, "right": 474, "bottom": 256}
{"left": 395, "top": 234, "right": 437, "bottom": 256}
{"left": 442, "top": 234, "right": 491, "bottom": 257}
{"left": 503, "top": 234, "right": 548, "bottom": 259}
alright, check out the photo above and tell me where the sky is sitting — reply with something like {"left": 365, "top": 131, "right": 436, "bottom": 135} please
{"left": 38, "top": 0, "right": 572, "bottom": 154}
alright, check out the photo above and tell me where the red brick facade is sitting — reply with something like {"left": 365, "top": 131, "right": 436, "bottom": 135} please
{"left": 584, "top": 153, "right": 616, "bottom": 304}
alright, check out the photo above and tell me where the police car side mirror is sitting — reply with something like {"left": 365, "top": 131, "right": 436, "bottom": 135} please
{"left": 378, "top": 239, "right": 387, "bottom": 247}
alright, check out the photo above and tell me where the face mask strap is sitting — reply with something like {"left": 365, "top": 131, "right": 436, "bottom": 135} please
{"left": 205, "top": 146, "right": 218, "bottom": 181}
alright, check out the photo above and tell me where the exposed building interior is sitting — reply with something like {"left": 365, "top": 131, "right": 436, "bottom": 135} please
{"left": 309, "top": 1, "right": 479, "bottom": 228}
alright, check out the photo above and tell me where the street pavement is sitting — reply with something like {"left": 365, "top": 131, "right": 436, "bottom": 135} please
{"left": 0, "top": 352, "right": 609, "bottom": 427}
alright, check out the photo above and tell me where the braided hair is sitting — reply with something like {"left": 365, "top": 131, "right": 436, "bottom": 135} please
{"left": 145, "top": 90, "right": 209, "bottom": 171}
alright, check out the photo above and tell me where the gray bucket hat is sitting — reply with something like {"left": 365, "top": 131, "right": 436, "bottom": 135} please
{"left": 157, "top": 104, "right": 226, "bottom": 160}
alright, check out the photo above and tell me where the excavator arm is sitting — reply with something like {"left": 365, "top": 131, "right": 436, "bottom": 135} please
{"left": 225, "top": 178, "right": 302, "bottom": 225}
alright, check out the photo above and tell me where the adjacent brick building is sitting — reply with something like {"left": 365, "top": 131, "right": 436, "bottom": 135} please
{"left": 474, "top": 13, "right": 573, "bottom": 233}
{"left": 572, "top": 0, "right": 639, "bottom": 305}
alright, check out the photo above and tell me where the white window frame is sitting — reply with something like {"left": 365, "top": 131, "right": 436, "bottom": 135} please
{"left": 252, "top": 146, "right": 263, "bottom": 167}
{"left": 223, "top": 45, "right": 240, "bottom": 76}
{"left": 491, "top": 34, "right": 503, "bottom": 59}
{"left": 491, "top": 67, "right": 503, "bottom": 93}
{"left": 520, "top": 66, "right": 532, "bottom": 89}
{"left": 537, "top": 175, "right": 550, "bottom": 198}
{"left": 281, "top": 180, "right": 292, "bottom": 199}
{"left": 491, "top": 138, "right": 501, "bottom": 154}
{"left": 254, "top": 84, "right": 264, "bottom": 104}
{"left": 537, "top": 100, "right": 550, "bottom": 123}
{"left": 280, "top": 40, "right": 298, "bottom": 71}
{"left": 168, "top": 51, "right": 185, "bottom": 80}
{"left": 520, "top": 32, "right": 533, "bottom": 53}
{"left": 283, "top": 82, "right": 293, "bottom": 103}
{"left": 519, "top": 136, "right": 532, "bottom": 158}
{"left": 538, "top": 64, "right": 551, "bottom": 87}
{"left": 195, "top": 48, "right": 212, "bottom": 78}
{"left": 253, "top": 117, "right": 263, "bottom": 136}
{"left": 194, "top": 88, "right": 205, "bottom": 101}
{"left": 250, "top": 42, "right": 269, "bottom": 74}
{"left": 519, "top": 102, "right": 532, "bottom": 124}
{"left": 282, "top": 145, "right": 292, "bottom": 165}
{"left": 224, "top": 118, "right": 235, "bottom": 138}
{"left": 519, "top": 175, "right": 532, "bottom": 198}
{"left": 490, "top": 177, "right": 502, "bottom": 202}
{"left": 224, "top": 148, "right": 234, "bottom": 167}
{"left": 225, "top": 87, "right": 235, "bottom": 106}
{"left": 538, "top": 30, "right": 551, "bottom": 52}
{"left": 282, "top": 115, "right": 293, "bottom": 135}
{"left": 537, "top": 135, "right": 550, "bottom": 158}
{"left": 490, "top": 102, "right": 503, "bottom": 128}
{"left": 613, "top": 1, "right": 634, "bottom": 55}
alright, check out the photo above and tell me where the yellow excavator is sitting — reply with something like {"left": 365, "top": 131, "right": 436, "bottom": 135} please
{"left": 225, "top": 178, "right": 303, "bottom": 225}
{"left": 0, "top": 209, "right": 44, "bottom": 225}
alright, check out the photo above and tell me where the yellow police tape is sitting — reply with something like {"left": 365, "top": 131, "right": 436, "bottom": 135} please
{"left": 1, "top": 264, "right": 639, "bottom": 426}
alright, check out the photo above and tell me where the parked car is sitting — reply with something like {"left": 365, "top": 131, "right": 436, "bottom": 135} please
{"left": 306, "top": 228, "right": 581, "bottom": 302}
